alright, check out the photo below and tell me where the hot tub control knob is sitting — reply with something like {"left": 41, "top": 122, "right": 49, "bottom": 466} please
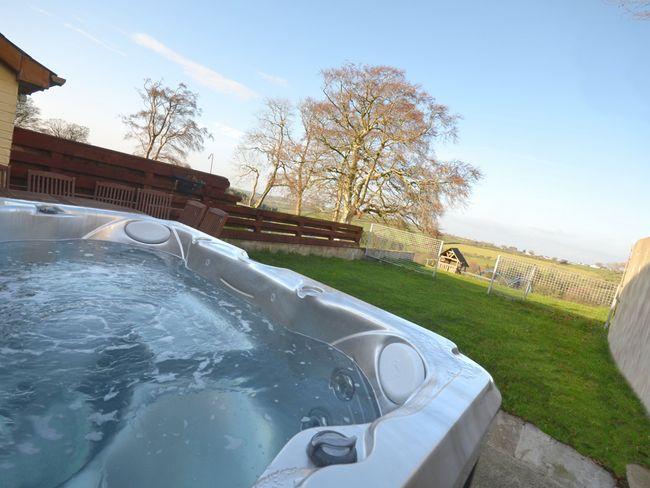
{"left": 307, "top": 430, "right": 357, "bottom": 467}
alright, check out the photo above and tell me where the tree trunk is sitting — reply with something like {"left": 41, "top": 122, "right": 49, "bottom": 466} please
{"left": 333, "top": 183, "right": 343, "bottom": 221}
{"left": 343, "top": 205, "right": 357, "bottom": 224}
{"left": 253, "top": 174, "right": 277, "bottom": 208}
{"left": 294, "top": 191, "right": 303, "bottom": 215}
{"left": 247, "top": 174, "right": 259, "bottom": 207}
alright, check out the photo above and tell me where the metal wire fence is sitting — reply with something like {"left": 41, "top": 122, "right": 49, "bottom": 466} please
{"left": 362, "top": 224, "right": 619, "bottom": 307}
{"left": 487, "top": 256, "right": 537, "bottom": 300}
{"left": 363, "top": 223, "right": 444, "bottom": 276}
{"left": 488, "top": 255, "right": 619, "bottom": 306}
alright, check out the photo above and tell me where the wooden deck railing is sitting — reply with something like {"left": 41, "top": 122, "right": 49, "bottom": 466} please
{"left": 8, "top": 128, "right": 362, "bottom": 248}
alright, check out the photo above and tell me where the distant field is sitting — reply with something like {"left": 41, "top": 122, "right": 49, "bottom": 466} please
{"left": 443, "top": 238, "right": 623, "bottom": 284}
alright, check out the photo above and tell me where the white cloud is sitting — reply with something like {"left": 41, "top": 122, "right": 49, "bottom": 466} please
{"left": 29, "top": 6, "right": 125, "bottom": 57}
{"left": 213, "top": 122, "right": 244, "bottom": 140}
{"left": 64, "top": 23, "right": 126, "bottom": 57}
{"left": 29, "top": 5, "right": 53, "bottom": 16}
{"left": 257, "top": 71, "right": 288, "bottom": 86}
{"left": 132, "top": 33, "right": 257, "bottom": 101}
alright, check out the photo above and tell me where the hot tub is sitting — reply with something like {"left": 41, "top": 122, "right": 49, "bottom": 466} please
{"left": 0, "top": 198, "right": 500, "bottom": 488}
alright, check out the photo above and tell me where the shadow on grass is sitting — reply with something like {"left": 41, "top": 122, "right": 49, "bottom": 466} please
{"left": 248, "top": 251, "right": 649, "bottom": 478}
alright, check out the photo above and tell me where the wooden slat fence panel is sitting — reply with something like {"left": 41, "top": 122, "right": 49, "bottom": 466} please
{"left": 94, "top": 181, "right": 136, "bottom": 207}
{"left": 27, "top": 169, "right": 75, "bottom": 197}
{"left": 136, "top": 189, "right": 173, "bottom": 220}
{"left": 215, "top": 204, "right": 362, "bottom": 247}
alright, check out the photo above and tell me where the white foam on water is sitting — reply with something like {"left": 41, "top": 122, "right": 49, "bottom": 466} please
{"left": 68, "top": 398, "right": 85, "bottom": 411}
{"left": 29, "top": 415, "right": 63, "bottom": 441}
{"left": 103, "top": 389, "right": 118, "bottom": 401}
{"left": 17, "top": 442, "right": 40, "bottom": 455}
{"left": 154, "top": 373, "right": 177, "bottom": 383}
{"left": 105, "top": 344, "right": 138, "bottom": 351}
{"left": 88, "top": 411, "right": 118, "bottom": 426}
{"left": 84, "top": 432, "right": 103, "bottom": 442}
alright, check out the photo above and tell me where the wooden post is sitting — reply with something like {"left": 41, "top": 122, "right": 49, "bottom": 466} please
{"left": 431, "top": 240, "right": 443, "bottom": 279}
{"left": 487, "top": 255, "right": 501, "bottom": 295}
{"left": 178, "top": 200, "right": 207, "bottom": 228}
{"left": 366, "top": 223, "right": 374, "bottom": 254}
{"left": 198, "top": 208, "right": 228, "bottom": 237}
{"left": 524, "top": 265, "right": 537, "bottom": 299}
{"left": 605, "top": 249, "right": 631, "bottom": 329}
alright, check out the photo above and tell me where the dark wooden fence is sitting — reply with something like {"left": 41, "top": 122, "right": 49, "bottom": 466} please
{"left": 217, "top": 204, "right": 362, "bottom": 247}
{"left": 9, "top": 128, "right": 362, "bottom": 248}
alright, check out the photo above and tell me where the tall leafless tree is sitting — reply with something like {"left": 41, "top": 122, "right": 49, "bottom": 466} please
{"left": 308, "top": 63, "right": 480, "bottom": 231}
{"left": 280, "top": 100, "right": 327, "bottom": 214}
{"left": 14, "top": 95, "right": 90, "bottom": 143}
{"left": 234, "top": 64, "right": 481, "bottom": 232}
{"left": 40, "top": 119, "right": 89, "bottom": 143}
{"left": 236, "top": 99, "right": 292, "bottom": 207}
{"left": 122, "top": 79, "right": 212, "bottom": 166}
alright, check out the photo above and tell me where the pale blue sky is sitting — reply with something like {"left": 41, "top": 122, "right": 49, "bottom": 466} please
{"left": 2, "top": 0, "right": 648, "bottom": 263}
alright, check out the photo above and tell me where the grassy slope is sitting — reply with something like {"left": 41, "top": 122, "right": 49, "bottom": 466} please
{"left": 249, "top": 251, "right": 649, "bottom": 478}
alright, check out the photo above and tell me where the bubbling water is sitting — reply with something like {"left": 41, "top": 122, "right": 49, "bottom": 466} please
{"left": 0, "top": 240, "right": 379, "bottom": 488}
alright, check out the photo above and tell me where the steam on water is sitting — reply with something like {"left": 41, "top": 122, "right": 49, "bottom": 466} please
{"left": 0, "top": 240, "right": 379, "bottom": 488}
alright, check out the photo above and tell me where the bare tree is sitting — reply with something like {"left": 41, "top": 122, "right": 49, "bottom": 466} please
{"left": 235, "top": 146, "right": 262, "bottom": 207}
{"left": 233, "top": 64, "right": 481, "bottom": 231}
{"left": 308, "top": 63, "right": 480, "bottom": 231}
{"left": 122, "top": 79, "right": 212, "bottom": 166}
{"left": 14, "top": 95, "right": 41, "bottom": 129}
{"left": 280, "top": 101, "right": 327, "bottom": 214}
{"left": 379, "top": 159, "right": 482, "bottom": 236}
{"left": 14, "top": 96, "right": 90, "bottom": 143}
{"left": 235, "top": 99, "right": 292, "bottom": 208}
{"left": 40, "top": 119, "right": 89, "bottom": 142}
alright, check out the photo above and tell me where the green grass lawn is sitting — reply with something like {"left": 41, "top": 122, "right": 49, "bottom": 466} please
{"left": 249, "top": 251, "right": 649, "bottom": 479}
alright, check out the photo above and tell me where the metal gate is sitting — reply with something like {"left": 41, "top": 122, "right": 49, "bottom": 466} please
{"left": 488, "top": 255, "right": 620, "bottom": 306}
{"left": 363, "top": 223, "right": 444, "bottom": 276}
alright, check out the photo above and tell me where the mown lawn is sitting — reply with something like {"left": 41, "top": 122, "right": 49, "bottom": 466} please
{"left": 249, "top": 251, "right": 649, "bottom": 479}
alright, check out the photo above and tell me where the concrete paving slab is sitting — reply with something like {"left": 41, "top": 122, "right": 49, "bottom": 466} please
{"left": 627, "top": 464, "right": 650, "bottom": 488}
{"left": 471, "top": 411, "right": 616, "bottom": 488}
{"left": 472, "top": 443, "right": 566, "bottom": 488}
